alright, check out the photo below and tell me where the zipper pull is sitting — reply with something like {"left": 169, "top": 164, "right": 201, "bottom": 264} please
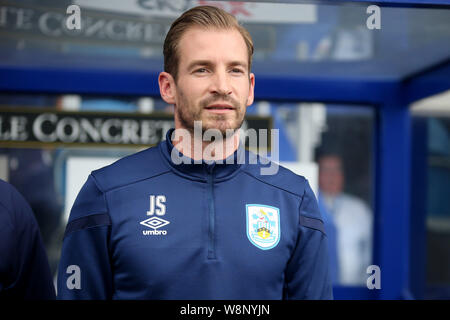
{"left": 206, "top": 162, "right": 215, "bottom": 174}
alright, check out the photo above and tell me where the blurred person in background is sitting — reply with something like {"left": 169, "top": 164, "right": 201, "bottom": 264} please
{"left": 317, "top": 152, "right": 372, "bottom": 285}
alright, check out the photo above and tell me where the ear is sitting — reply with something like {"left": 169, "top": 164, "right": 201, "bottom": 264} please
{"left": 158, "top": 72, "right": 176, "bottom": 105}
{"left": 246, "top": 73, "right": 255, "bottom": 107}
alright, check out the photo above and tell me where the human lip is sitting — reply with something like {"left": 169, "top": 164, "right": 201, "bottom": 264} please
{"left": 204, "top": 103, "right": 235, "bottom": 113}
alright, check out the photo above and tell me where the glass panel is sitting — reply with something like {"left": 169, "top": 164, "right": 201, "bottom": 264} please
{"left": 250, "top": 101, "right": 375, "bottom": 286}
{"left": 412, "top": 92, "right": 450, "bottom": 299}
{"left": 426, "top": 117, "right": 450, "bottom": 297}
{"left": 1, "top": 1, "right": 449, "bottom": 78}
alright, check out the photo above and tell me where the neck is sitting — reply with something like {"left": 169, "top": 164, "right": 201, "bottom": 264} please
{"left": 171, "top": 127, "right": 240, "bottom": 161}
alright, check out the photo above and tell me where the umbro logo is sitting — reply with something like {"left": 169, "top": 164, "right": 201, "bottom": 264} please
{"left": 141, "top": 217, "right": 170, "bottom": 230}
{"left": 141, "top": 195, "right": 169, "bottom": 236}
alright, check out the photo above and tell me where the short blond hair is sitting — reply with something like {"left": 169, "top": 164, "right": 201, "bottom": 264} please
{"left": 163, "top": 5, "right": 254, "bottom": 81}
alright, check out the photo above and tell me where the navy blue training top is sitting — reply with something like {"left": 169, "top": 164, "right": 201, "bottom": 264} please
{"left": 57, "top": 129, "right": 332, "bottom": 299}
{"left": 0, "top": 179, "right": 56, "bottom": 299}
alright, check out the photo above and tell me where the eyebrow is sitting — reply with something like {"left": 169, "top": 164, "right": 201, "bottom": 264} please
{"left": 187, "top": 60, "right": 248, "bottom": 71}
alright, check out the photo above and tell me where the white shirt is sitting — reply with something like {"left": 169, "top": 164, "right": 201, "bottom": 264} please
{"left": 323, "top": 193, "right": 373, "bottom": 285}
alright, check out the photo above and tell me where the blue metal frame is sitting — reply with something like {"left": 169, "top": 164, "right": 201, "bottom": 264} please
{"left": 375, "top": 103, "right": 412, "bottom": 299}
{"left": 410, "top": 117, "right": 428, "bottom": 300}
{"left": 0, "top": 0, "right": 449, "bottom": 300}
{"left": 405, "top": 60, "right": 450, "bottom": 104}
{"left": 0, "top": 65, "right": 403, "bottom": 104}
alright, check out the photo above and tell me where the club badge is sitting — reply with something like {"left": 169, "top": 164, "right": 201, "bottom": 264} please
{"left": 246, "top": 204, "right": 280, "bottom": 250}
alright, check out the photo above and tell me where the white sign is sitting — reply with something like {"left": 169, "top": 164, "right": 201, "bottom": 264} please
{"left": 75, "top": 0, "right": 317, "bottom": 24}
{"left": 64, "top": 156, "right": 119, "bottom": 222}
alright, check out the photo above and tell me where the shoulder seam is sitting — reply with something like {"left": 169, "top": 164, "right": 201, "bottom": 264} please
{"left": 241, "top": 170, "right": 303, "bottom": 198}
{"left": 93, "top": 170, "right": 172, "bottom": 193}
{"left": 90, "top": 173, "right": 105, "bottom": 193}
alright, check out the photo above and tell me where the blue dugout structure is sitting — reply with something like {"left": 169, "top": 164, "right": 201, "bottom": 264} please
{"left": 0, "top": 0, "right": 449, "bottom": 299}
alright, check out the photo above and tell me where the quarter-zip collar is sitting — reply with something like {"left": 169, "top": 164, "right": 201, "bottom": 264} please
{"left": 159, "top": 128, "right": 245, "bottom": 181}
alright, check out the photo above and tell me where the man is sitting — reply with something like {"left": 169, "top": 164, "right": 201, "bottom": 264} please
{"left": 317, "top": 153, "right": 372, "bottom": 285}
{"left": 0, "top": 179, "right": 56, "bottom": 299}
{"left": 57, "top": 6, "right": 332, "bottom": 299}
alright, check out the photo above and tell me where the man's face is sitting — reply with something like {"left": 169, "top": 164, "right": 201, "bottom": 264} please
{"left": 318, "top": 156, "right": 344, "bottom": 196}
{"left": 160, "top": 27, "right": 255, "bottom": 136}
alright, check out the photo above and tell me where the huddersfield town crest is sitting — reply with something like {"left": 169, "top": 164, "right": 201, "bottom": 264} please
{"left": 246, "top": 204, "right": 280, "bottom": 250}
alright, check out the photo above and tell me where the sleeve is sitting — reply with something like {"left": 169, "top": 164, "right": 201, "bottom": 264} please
{"left": 0, "top": 182, "right": 56, "bottom": 300}
{"left": 57, "top": 175, "right": 113, "bottom": 300}
{"left": 284, "top": 180, "right": 333, "bottom": 300}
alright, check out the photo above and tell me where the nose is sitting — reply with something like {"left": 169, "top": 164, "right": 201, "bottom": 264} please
{"left": 209, "top": 69, "right": 232, "bottom": 96}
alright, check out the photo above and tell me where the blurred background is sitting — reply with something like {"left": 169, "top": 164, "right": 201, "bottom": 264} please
{"left": 0, "top": 0, "right": 449, "bottom": 299}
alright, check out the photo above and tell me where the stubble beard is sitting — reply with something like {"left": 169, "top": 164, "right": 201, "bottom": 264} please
{"left": 176, "top": 91, "right": 246, "bottom": 138}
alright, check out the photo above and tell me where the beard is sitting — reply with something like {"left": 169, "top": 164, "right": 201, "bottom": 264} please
{"left": 175, "top": 91, "right": 246, "bottom": 137}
